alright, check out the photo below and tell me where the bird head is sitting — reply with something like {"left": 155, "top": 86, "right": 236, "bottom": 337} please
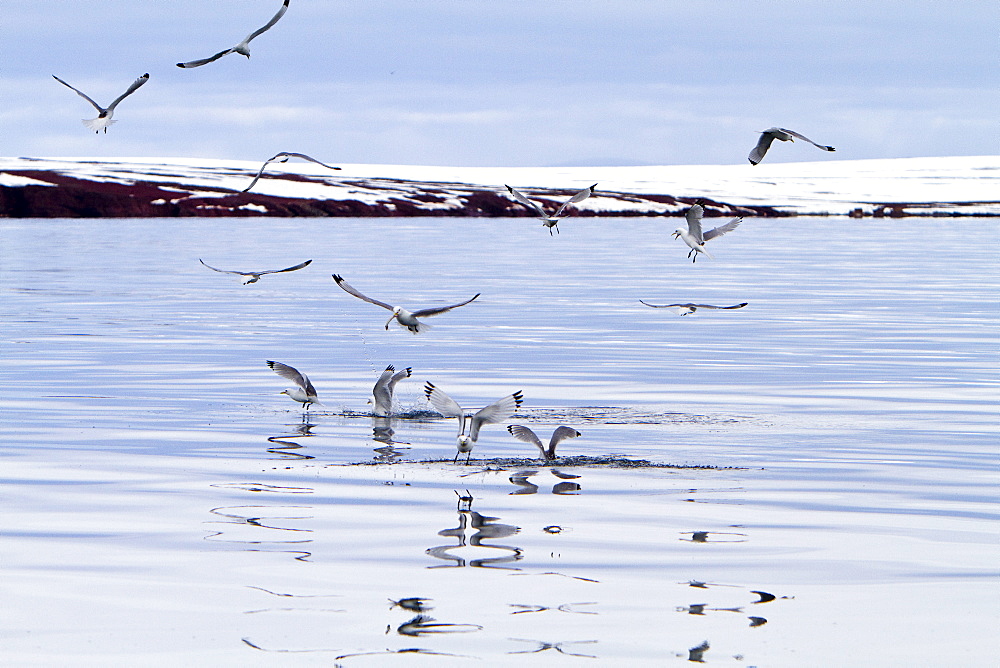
{"left": 672, "top": 230, "right": 683, "bottom": 238}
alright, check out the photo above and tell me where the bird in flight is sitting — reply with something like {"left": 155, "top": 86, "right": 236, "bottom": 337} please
{"left": 267, "top": 360, "right": 320, "bottom": 412}
{"left": 748, "top": 127, "right": 835, "bottom": 165}
{"left": 424, "top": 382, "right": 523, "bottom": 463}
{"left": 176, "top": 0, "right": 290, "bottom": 68}
{"left": 242, "top": 152, "right": 341, "bottom": 193}
{"left": 332, "top": 274, "right": 479, "bottom": 333}
{"left": 504, "top": 184, "right": 597, "bottom": 235}
{"left": 52, "top": 73, "right": 149, "bottom": 133}
{"left": 672, "top": 202, "right": 742, "bottom": 262}
{"left": 199, "top": 258, "right": 311, "bottom": 284}
{"left": 639, "top": 301, "right": 748, "bottom": 315}
{"left": 507, "top": 425, "right": 581, "bottom": 461}
{"left": 371, "top": 365, "right": 412, "bottom": 417}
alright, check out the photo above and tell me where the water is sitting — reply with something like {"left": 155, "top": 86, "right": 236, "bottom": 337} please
{"left": 1, "top": 216, "right": 997, "bottom": 666}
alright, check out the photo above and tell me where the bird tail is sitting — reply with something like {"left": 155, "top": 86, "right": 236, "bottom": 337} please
{"left": 82, "top": 117, "right": 116, "bottom": 133}
{"left": 413, "top": 321, "right": 433, "bottom": 334}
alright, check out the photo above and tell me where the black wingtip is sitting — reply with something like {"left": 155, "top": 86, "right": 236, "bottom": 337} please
{"left": 266, "top": 360, "right": 277, "bottom": 368}
{"left": 332, "top": 274, "right": 343, "bottom": 283}
{"left": 175, "top": 63, "right": 186, "bottom": 68}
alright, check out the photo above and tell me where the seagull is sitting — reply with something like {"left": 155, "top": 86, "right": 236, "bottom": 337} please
{"left": 507, "top": 425, "right": 581, "bottom": 461}
{"left": 424, "top": 382, "right": 523, "bottom": 463}
{"left": 52, "top": 73, "right": 149, "bottom": 133}
{"left": 332, "top": 274, "right": 479, "bottom": 333}
{"left": 639, "top": 301, "right": 748, "bottom": 315}
{"left": 176, "top": 0, "right": 290, "bottom": 68}
{"left": 267, "top": 360, "right": 320, "bottom": 412}
{"left": 748, "top": 127, "right": 836, "bottom": 165}
{"left": 199, "top": 258, "right": 311, "bottom": 284}
{"left": 672, "top": 202, "right": 742, "bottom": 262}
{"left": 504, "top": 184, "right": 597, "bottom": 235}
{"left": 372, "top": 365, "right": 412, "bottom": 416}
{"left": 242, "top": 152, "right": 342, "bottom": 193}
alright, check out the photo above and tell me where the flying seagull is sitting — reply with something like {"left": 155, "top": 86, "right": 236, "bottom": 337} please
{"left": 242, "top": 152, "right": 342, "bottom": 193}
{"left": 424, "top": 382, "right": 523, "bottom": 463}
{"left": 507, "top": 425, "right": 581, "bottom": 461}
{"left": 52, "top": 73, "right": 149, "bottom": 133}
{"left": 372, "top": 365, "right": 412, "bottom": 416}
{"left": 176, "top": 0, "right": 290, "bottom": 68}
{"left": 199, "top": 258, "right": 311, "bottom": 284}
{"left": 748, "top": 127, "right": 836, "bottom": 165}
{"left": 504, "top": 184, "right": 597, "bottom": 235}
{"left": 672, "top": 202, "right": 742, "bottom": 262}
{"left": 267, "top": 360, "right": 320, "bottom": 412}
{"left": 332, "top": 274, "right": 479, "bottom": 333}
{"left": 639, "top": 301, "right": 748, "bottom": 315}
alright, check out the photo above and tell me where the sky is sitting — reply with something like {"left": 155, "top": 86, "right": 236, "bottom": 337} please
{"left": 1, "top": 0, "right": 997, "bottom": 167}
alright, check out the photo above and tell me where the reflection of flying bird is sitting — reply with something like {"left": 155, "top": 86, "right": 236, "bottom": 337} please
{"left": 242, "top": 152, "right": 341, "bottom": 192}
{"left": 507, "top": 425, "right": 581, "bottom": 461}
{"left": 176, "top": 0, "right": 290, "bottom": 68}
{"left": 505, "top": 183, "right": 597, "bottom": 235}
{"left": 52, "top": 73, "right": 149, "bottom": 133}
{"left": 372, "top": 365, "right": 412, "bottom": 416}
{"left": 424, "top": 382, "right": 523, "bottom": 463}
{"left": 639, "top": 300, "right": 748, "bottom": 315}
{"left": 200, "top": 258, "right": 311, "bottom": 284}
{"left": 332, "top": 274, "right": 479, "bottom": 333}
{"left": 267, "top": 360, "right": 320, "bottom": 412}
{"left": 749, "top": 127, "right": 836, "bottom": 165}
{"left": 672, "top": 202, "right": 742, "bottom": 262}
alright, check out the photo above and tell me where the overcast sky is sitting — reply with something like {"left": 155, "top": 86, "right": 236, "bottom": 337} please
{"left": 1, "top": 0, "right": 996, "bottom": 166}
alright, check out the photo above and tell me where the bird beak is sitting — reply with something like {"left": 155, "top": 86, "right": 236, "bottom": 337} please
{"left": 671, "top": 231, "right": 680, "bottom": 238}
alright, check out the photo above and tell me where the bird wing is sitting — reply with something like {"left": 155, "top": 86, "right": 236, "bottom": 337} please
{"left": 411, "top": 293, "right": 480, "bottom": 318}
{"left": 702, "top": 216, "right": 742, "bottom": 242}
{"left": 331, "top": 275, "right": 395, "bottom": 311}
{"left": 267, "top": 360, "right": 315, "bottom": 395}
{"left": 258, "top": 259, "right": 312, "bottom": 275}
{"left": 778, "top": 128, "right": 835, "bottom": 152}
{"left": 241, "top": 155, "right": 283, "bottom": 192}
{"left": 685, "top": 203, "right": 705, "bottom": 243}
{"left": 389, "top": 366, "right": 412, "bottom": 388}
{"left": 548, "top": 426, "right": 582, "bottom": 449}
{"left": 645, "top": 302, "right": 747, "bottom": 310}
{"left": 423, "top": 382, "right": 465, "bottom": 418}
{"left": 274, "top": 152, "right": 342, "bottom": 171}
{"left": 244, "top": 0, "right": 290, "bottom": 43}
{"left": 199, "top": 258, "right": 249, "bottom": 275}
{"left": 468, "top": 391, "right": 523, "bottom": 441}
{"left": 505, "top": 185, "right": 549, "bottom": 218}
{"left": 105, "top": 73, "right": 149, "bottom": 113}
{"left": 52, "top": 76, "right": 103, "bottom": 112}
{"left": 748, "top": 131, "right": 777, "bottom": 165}
{"left": 372, "top": 365, "right": 396, "bottom": 412}
{"left": 552, "top": 183, "right": 597, "bottom": 218}
{"left": 507, "top": 424, "right": 543, "bottom": 449}
{"left": 176, "top": 48, "right": 234, "bottom": 68}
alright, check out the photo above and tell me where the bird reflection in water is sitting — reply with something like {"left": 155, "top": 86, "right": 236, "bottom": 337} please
{"left": 426, "top": 491, "right": 522, "bottom": 569}
{"left": 687, "top": 640, "right": 710, "bottom": 663}
{"left": 509, "top": 468, "right": 582, "bottom": 495}
{"left": 679, "top": 582, "right": 780, "bottom": 628}
{"left": 507, "top": 638, "right": 598, "bottom": 658}
{"left": 371, "top": 416, "right": 411, "bottom": 461}
{"left": 395, "top": 614, "right": 483, "bottom": 637}
{"left": 266, "top": 421, "right": 315, "bottom": 460}
{"left": 389, "top": 597, "right": 432, "bottom": 613}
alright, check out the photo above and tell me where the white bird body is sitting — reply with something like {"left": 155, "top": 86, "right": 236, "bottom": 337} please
{"left": 672, "top": 203, "right": 742, "bottom": 262}
{"left": 639, "top": 301, "right": 748, "bottom": 315}
{"left": 505, "top": 184, "right": 597, "bottom": 235}
{"left": 176, "top": 0, "right": 290, "bottom": 68}
{"left": 749, "top": 127, "right": 836, "bottom": 165}
{"left": 424, "top": 382, "right": 523, "bottom": 463}
{"left": 200, "top": 258, "right": 311, "bottom": 284}
{"left": 507, "top": 425, "right": 581, "bottom": 461}
{"left": 372, "top": 365, "right": 412, "bottom": 416}
{"left": 267, "top": 360, "right": 320, "bottom": 411}
{"left": 332, "top": 274, "right": 479, "bottom": 334}
{"left": 242, "top": 152, "right": 341, "bottom": 193}
{"left": 52, "top": 73, "right": 149, "bottom": 133}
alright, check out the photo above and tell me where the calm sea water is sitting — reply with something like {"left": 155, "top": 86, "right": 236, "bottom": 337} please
{"left": 1, "top": 216, "right": 997, "bottom": 666}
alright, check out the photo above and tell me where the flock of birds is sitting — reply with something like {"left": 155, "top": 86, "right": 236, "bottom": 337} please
{"left": 54, "top": 0, "right": 839, "bottom": 463}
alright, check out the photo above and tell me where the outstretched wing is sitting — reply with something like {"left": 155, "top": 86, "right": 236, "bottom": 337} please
{"left": 267, "top": 360, "right": 315, "bottom": 395}
{"left": 199, "top": 258, "right": 249, "bottom": 276}
{"left": 505, "top": 185, "right": 549, "bottom": 218}
{"left": 703, "top": 217, "right": 742, "bottom": 242}
{"left": 548, "top": 426, "right": 582, "bottom": 449}
{"left": 332, "top": 274, "right": 395, "bottom": 311}
{"left": 244, "top": 0, "right": 290, "bottom": 43}
{"left": 243, "top": 152, "right": 340, "bottom": 192}
{"left": 259, "top": 259, "right": 312, "bottom": 275}
{"left": 412, "top": 293, "right": 480, "bottom": 319}
{"left": 389, "top": 366, "right": 412, "bottom": 388}
{"left": 105, "top": 73, "right": 149, "bottom": 113}
{"left": 748, "top": 131, "right": 777, "bottom": 165}
{"left": 52, "top": 75, "right": 103, "bottom": 112}
{"left": 176, "top": 48, "right": 234, "bottom": 69}
{"left": 779, "top": 128, "right": 835, "bottom": 152}
{"left": 469, "top": 391, "right": 523, "bottom": 440}
{"left": 507, "top": 424, "right": 543, "bottom": 450}
{"left": 685, "top": 203, "right": 705, "bottom": 243}
{"left": 372, "top": 365, "right": 397, "bottom": 414}
{"left": 424, "top": 381, "right": 465, "bottom": 418}
{"left": 640, "top": 301, "right": 747, "bottom": 310}
{"left": 552, "top": 183, "right": 597, "bottom": 218}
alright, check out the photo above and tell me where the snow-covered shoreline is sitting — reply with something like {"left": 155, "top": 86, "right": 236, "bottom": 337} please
{"left": 2, "top": 155, "right": 997, "bottom": 218}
